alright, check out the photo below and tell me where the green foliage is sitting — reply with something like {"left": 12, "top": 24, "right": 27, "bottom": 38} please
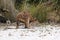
{"left": 15, "top": 0, "right": 24, "bottom": 10}
{"left": 27, "top": 0, "right": 40, "bottom": 6}
{"left": 57, "top": 0, "right": 60, "bottom": 6}
{"left": 15, "top": 0, "right": 60, "bottom": 23}
{"left": 29, "top": 4, "right": 47, "bottom": 23}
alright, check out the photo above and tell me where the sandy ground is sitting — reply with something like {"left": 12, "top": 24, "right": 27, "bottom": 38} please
{"left": 0, "top": 23, "right": 60, "bottom": 40}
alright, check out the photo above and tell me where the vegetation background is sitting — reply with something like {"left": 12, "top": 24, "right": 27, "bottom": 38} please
{"left": 0, "top": 0, "right": 60, "bottom": 23}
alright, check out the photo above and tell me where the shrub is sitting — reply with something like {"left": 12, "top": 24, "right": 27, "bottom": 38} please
{"left": 29, "top": 4, "right": 47, "bottom": 23}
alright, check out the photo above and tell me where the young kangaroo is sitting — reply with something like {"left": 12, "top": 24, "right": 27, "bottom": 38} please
{"left": 16, "top": 11, "right": 36, "bottom": 28}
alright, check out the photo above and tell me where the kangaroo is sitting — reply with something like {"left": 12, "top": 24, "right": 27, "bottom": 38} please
{"left": 16, "top": 11, "right": 36, "bottom": 28}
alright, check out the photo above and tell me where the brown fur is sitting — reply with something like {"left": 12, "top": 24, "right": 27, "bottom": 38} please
{"left": 16, "top": 11, "right": 36, "bottom": 28}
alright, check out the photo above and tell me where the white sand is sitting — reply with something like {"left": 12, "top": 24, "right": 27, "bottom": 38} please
{"left": 0, "top": 25, "right": 60, "bottom": 40}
